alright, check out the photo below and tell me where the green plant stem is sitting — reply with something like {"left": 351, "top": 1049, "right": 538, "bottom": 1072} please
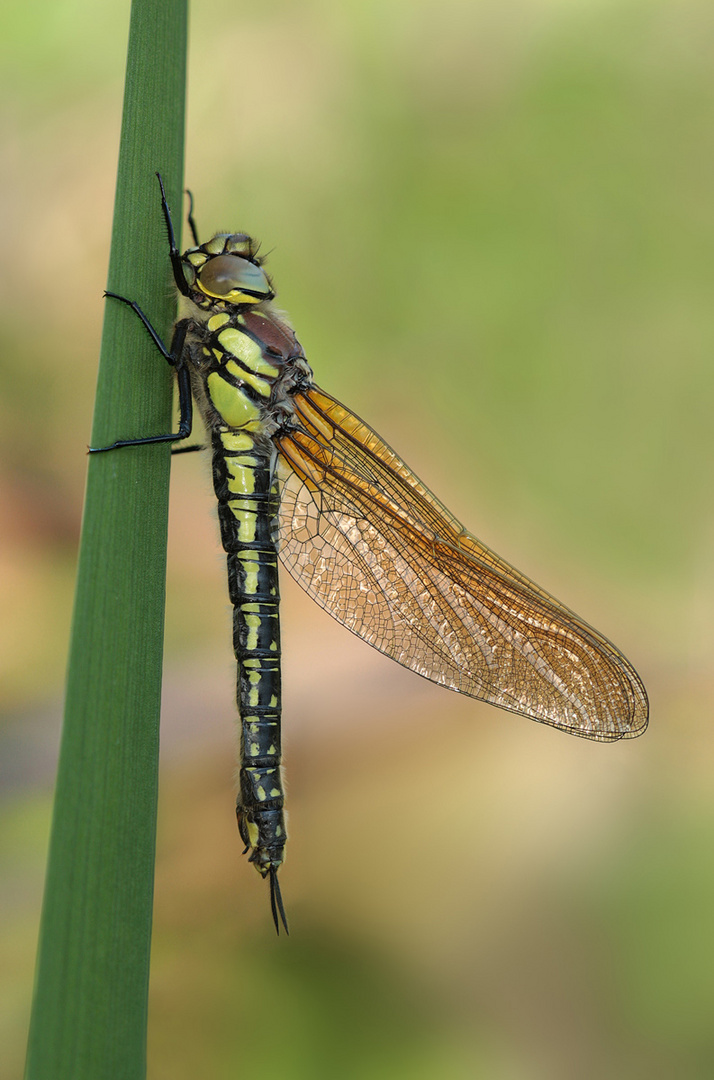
{"left": 25, "top": 1, "right": 188, "bottom": 1077}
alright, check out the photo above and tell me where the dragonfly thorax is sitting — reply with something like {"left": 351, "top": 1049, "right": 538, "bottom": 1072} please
{"left": 180, "top": 262, "right": 312, "bottom": 440}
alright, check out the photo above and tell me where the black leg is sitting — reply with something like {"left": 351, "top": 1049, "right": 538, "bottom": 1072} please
{"left": 171, "top": 443, "right": 204, "bottom": 455}
{"left": 104, "top": 292, "right": 175, "bottom": 362}
{"left": 185, "top": 188, "right": 200, "bottom": 246}
{"left": 156, "top": 172, "right": 191, "bottom": 297}
{"left": 90, "top": 293, "right": 194, "bottom": 453}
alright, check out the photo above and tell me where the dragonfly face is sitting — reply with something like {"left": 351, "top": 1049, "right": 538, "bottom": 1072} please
{"left": 96, "top": 174, "right": 649, "bottom": 934}
{"left": 181, "top": 233, "right": 275, "bottom": 307}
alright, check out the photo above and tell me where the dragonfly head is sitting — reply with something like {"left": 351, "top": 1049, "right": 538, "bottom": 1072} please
{"left": 181, "top": 232, "right": 275, "bottom": 308}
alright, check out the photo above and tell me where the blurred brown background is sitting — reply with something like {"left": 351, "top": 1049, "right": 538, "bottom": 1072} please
{"left": 2, "top": 1, "right": 713, "bottom": 1077}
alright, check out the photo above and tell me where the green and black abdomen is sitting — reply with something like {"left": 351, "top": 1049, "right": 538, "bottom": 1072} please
{"left": 211, "top": 433, "right": 287, "bottom": 877}
{"left": 182, "top": 280, "right": 305, "bottom": 927}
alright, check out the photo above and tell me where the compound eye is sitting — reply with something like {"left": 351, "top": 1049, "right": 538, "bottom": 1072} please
{"left": 197, "top": 254, "right": 272, "bottom": 304}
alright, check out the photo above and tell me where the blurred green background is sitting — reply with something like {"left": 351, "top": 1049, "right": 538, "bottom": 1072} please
{"left": 2, "top": 0, "right": 713, "bottom": 1076}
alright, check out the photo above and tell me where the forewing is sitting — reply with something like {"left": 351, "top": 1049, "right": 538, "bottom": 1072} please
{"left": 275, "top": 386, "right": 649, "bottom": 741}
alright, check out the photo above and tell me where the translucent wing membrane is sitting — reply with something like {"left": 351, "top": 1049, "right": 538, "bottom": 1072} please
{"left": 276, "top": 387, "right": 648, "bottom": 741}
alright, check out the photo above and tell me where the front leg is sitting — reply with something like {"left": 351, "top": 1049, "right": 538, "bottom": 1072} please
{"left": 90, "top": 294, "right": 194, "bottom": 453}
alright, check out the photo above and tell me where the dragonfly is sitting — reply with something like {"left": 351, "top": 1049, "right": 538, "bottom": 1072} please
{"left": 92, "top": 174, "right": 649, "bottom": 934}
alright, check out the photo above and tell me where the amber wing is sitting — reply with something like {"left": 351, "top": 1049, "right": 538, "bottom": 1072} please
{"left": 275, "top": 386, "right": 648, "bottom": 741}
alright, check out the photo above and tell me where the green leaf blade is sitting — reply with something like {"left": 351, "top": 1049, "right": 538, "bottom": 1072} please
{"left": 25, "top": 2, "right": 188, "bottom": 1077}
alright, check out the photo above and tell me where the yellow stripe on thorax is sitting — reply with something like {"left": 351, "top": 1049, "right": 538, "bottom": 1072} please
{"left": 225, "top": 359, "right": 272, "bottom": 398}
{"left": 217, "top": 328, "right": 280, "bottom": 378}
{"left": 207, "top": 312, "right": 231, "bottom": 332}
{"left": 207, "top": 371, "right": 260, "bottom": 428}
